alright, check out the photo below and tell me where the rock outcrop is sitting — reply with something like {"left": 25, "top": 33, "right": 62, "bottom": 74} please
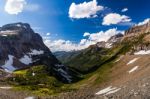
{"left": 95, "top": 33, "right": 123, "bottom": 49}
{"left": 0, "top": 22, "right": 73, "bottom": 83}
{"left": 125, "top": 20, "right": 150, "bottom": 36}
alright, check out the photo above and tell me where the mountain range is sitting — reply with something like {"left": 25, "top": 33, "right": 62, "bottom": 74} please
{"left": 0, "top": 21, "right": 150, "bottom": 99}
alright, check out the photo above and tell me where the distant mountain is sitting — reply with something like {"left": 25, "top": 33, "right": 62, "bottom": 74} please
{"left": 0, "top": 22, "right": 75, "bottom": 83}
{"left": 53, "top": 50, "right": 82, "bottom": 63}
{"left": 0, "top": 21, "right": 150, "bottom": 98}
{"left": 63, "top": 21, "right": 150, "bottom": 74}
{"left": 54, "top": 34, "right": 122, "bottom": 73}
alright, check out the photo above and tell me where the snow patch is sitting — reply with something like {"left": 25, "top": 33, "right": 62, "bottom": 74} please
{"left": 2, "top": 55, "right": 16, "bottom": 72}
{"left": 2, "top": 35, "right": 8, "bottom": 37}
{"left": 61, "top": 73, "right": 72, "bottom": 83}
{"left": 59, "top": 70, "right": 72, "bottom": 83}
{"left": 114, "top": 56, "right": 123, "bottom": 63}
{"left": 134, "top": 50, "right": 150, "bottom": 55}
{"left": 16, "top": 24, "right": 21, "bottom": 27}
{"left": 24, "top": 96, "right": 35, "bottom": 99}
{"left": 19, "top": 49, "right": 44, "bottom": 65}
{"left": 0, "top": 30, "right": 14, "bottom": 33}
{"left": 57, "top": 68, "right": 68, "bottom": 75}
{"left": 127, "top": 58, "right": 139, "bottom": 65}
{"left": 54, "top": 67, "right": 72, "bottom": 83}
{"left": 19, "top": 55, "right": 32, "bottom": 65}
{"left": 128, "top": 66, "right": 139, "bottom": 73}
{"left": 105, "top": 88, "right": 121, "bottom": 95}
{"left": 95, "top": 86, "right": 121, "bottom": 95}
{"left": 23, "top": 25, "right": 27, "bottom": 29}
{"left": 29, "top": 49, "right": 44, "bottom": 55}
{"left": 105, "top": 43, "right": 112, "bottom": 48}
{"left": 0, "top": 86, "right": 12, "bottom": 89}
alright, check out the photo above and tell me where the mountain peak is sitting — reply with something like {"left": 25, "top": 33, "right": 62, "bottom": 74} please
{"left": 125, "top": 20, "right": 150, "bottom": 36}
{"left": 1, "top": 22, "right": 31, "bottom": 30}
{"left": 0, "top": 22, "right": 74, "bottom": 83}
{"left": 0, "top": 22, "right": 34, "bottom": 37}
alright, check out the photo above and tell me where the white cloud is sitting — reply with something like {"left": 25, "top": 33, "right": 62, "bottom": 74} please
{"left": 83, "top": 32, "right": 90, "bottom": 37}
{"left": 46, "top": 33, "right": 51, "bottom": 36}
{"left": 44, "top": 39, "right": 83, "bottom": 52}
{"left": 69, "top": 0, "right": 104, "bottom": 19}
{"left": 44, "top": 28, "right": 123, "bottom": 52}
{"left": 5, "top": 0, "right": 26, "bottom": 15}
{"left": 102, "top": 13, "right": 131, "bottom": 25}
{"left": 137, "top": 18, "right": 150, "bottom": 26}
{"left": 88, "top": 28, "right": 121, "bottom": 42}
{"left": 121, "top": 8, "right": 128, "bottom": 12}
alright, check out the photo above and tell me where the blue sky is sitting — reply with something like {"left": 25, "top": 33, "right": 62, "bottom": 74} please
{"left": 0, "top": 0, "right": 150, "bottom": 52}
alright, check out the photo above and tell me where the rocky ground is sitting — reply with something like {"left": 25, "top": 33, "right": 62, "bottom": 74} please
{"left": 0, "top": 55, "right": 150, "bottom": 99}
{"left": 51, "top": 55, "right": 150, "bottom": 99}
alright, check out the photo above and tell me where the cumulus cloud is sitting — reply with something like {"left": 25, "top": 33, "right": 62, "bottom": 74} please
{"left": 83, "top": 32, "right": 90, "bottom": 37}
{"left": 44, "top": 39, "right": 84, "bottom": 52}
{"left": 5, "top": 0, "right": 26, "bottom": 15}
{"left": 121, "top": 8, "right": 128, "bottom": 12}
{"left": 46, "top": 33, "right": 51, "bottom": 36}
{"left": 44, "top": 28, "right": 123, "bottom": 52}
{"left": 87, "top": 28, "right": 121, "bottom": 42}
{"left": 102, "top": 13, "right": 131, "bottom": 25}
{"left": 137, "top": 18, "right": 150, "bottom": 26}
{"left": 69, "top": 0, "right": 104, "bottom": 19}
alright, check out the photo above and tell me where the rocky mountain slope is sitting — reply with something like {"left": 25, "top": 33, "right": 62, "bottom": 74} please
{"left": 0, "top": 21, "right": 150, "bottom": 99}
{"left": 55, "top": 21, "right": 150, "bottom": 75}
{"left": 0, "top": 22, "right": 74, "bottom": 83}
{"left": 56, "top": 33, "right": 123, "bottom": 73}
{"left": 48, "top": 20, "right": 150, "bottom": 99}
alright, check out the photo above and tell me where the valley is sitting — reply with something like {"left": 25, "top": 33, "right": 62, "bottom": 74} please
{"left": 0, "top": 21, "right": 150, "bottom": 99}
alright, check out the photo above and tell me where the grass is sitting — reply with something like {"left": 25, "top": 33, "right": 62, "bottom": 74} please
{"left": 8, "top": 65, "right": 77, "bottom": 96}
{"left": 7, "top": 32, "right": 150, "bottom": 96}
{"left": 13, "top": 69, "right": 27, "bottom": 75}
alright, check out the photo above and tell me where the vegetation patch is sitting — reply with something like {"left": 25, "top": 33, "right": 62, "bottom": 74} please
{"left": 6, "top": 65, "right": 76, "bottom": 96}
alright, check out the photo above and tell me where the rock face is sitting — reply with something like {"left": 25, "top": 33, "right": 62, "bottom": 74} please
{"left": 125, "top": 20, "right": 150, "bottom": 36}
{"left": 95, "top": 33, "right": 123, "bottom": 49}
{"left": 0, "top": 22, "right": 73, "bottom": 83}
{"left": 108, "top": 33, "right": 123, "bottom": 43}
{"left": 123, "top": 21, "right": 150, "bottom": 52}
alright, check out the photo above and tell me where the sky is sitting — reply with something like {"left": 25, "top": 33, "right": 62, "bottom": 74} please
{"left": 0, "top": 0, "right": 150, "bottom": 52}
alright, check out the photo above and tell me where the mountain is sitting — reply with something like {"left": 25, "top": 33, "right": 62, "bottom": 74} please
{"left": 53, "top": 50, "right": 82, "bottom": 63}
{"left": 58, "top": 33, "right": 123, "bottom": 73}
{"left": 0, "top": 21, "right": 150, "bottom": 98}
{"left": 61, "top": 21, "right": 150, "bottom": 74}
{"left": 0, "top": 22, "right": 74, "bottom": 83}
{"left": 49, "top": 20, "right": 150, "bottom": 99}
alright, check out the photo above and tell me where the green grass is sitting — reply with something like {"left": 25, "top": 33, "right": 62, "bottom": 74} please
{"left": 65, "top": 45, "right": 121, "bottom": 74}
{"left": 13, "top": 69, "right": 27, "bottom": 75}
{"left": 7, "top": 65, "right": 77, "bottom": 96}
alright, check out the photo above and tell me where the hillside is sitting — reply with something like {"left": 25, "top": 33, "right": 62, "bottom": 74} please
{"left": 61, "top": 33, "right": 123, "bottom": 73}
{"left": 0, "top": 22, "right": 79, "bottom": 83}
{"left": 53, "top": 50, "right": 82, "bottom": 64}
{"left": 50, "top": 22, "right": 150, "bottom": 98}
{"left": 0, "top": 21, "right": 150, "bottom": 99}
{"left": 48, "top": 22, "right": 150, "bottom": 99}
